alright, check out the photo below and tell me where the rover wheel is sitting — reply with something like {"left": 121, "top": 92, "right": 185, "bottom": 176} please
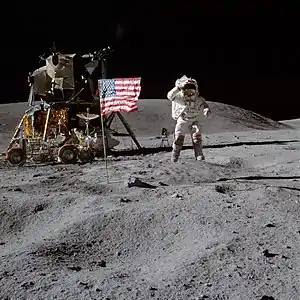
{"left": 6, "top": 147, "right": 26, "bottom": 166}
{"left": 94, "top": 150, "right": 104, "bottom": 158}
{"left": 94, "top": 149, "right": 111, "bottom": 158}
{"left": 58, "top": 144, "right": 78, "bottom": 164}
{"left": 79, "top": 149, "right": 95, "bottom": 163}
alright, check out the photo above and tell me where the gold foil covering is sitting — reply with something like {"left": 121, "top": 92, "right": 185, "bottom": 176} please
{"left": 23, "top": 108, "right": 69, "bottom": 137}
{"left": 24, "top": 115, "right": 34, "bottom": 136}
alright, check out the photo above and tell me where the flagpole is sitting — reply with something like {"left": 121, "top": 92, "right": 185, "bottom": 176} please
{"left": 99, "top": 83, "right": 109, "bottom": 183}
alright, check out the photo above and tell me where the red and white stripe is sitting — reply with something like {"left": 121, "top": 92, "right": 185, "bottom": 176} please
{"left": 100, "top": 77, "right": 141, "bottom": 115}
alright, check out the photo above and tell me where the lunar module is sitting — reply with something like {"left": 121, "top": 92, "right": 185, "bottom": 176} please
{"left": 6, "top": 44, "right": 141, "bottom": 166}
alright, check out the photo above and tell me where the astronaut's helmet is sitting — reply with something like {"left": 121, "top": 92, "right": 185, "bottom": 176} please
{"left": 181, "top": 79, "right": 198, "bottom": 100}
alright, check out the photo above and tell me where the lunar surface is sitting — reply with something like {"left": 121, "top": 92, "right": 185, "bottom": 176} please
{"left": 1, "top": 99, "right": 300, "bottom": 300}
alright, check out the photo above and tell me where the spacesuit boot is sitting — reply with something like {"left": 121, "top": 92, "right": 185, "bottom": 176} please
{"left": 171, "top": 135, "right": 184, "bottom": 162}
{"left": 192, "top": 133, "right": 205, "bottom": 161}
{"left": 193, "top": 142, "right": 205, "bottom": 160}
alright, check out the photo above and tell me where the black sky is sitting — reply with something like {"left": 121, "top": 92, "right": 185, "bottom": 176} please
{"left": 1, "top": 2, "right": 300, "bottom": 120}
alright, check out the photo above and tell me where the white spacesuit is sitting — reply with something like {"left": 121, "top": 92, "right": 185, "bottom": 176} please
{"left": 167, "top": 76, "right": 211, "bottom": 162}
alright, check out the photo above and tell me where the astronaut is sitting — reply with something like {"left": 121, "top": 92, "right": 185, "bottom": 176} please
{"left": 167, "top": 76, "right": 211, "bottom": 162}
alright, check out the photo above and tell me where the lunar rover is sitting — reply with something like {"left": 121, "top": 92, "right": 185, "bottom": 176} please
{"left": 6, "top": 44, "right": 140, "bottom": 166}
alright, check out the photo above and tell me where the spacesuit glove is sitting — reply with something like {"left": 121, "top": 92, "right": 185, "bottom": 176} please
{"left": 175, "top": 79, "right": 183, "bottom": 90}
{"left": 203, "top": 108, "right": 211, "bottom": 118}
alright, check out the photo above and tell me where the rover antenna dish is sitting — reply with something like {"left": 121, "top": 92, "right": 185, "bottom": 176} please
{"left": 76, "top": 113, "right": 99, "bottom": 121}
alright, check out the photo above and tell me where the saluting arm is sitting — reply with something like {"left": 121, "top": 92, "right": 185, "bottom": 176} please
{"left": 167, "top": 86, "right": 181, "bottom": 101}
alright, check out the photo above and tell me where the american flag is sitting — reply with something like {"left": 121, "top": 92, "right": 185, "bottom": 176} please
{"left": 98, "top": 77, "right": 141, "bottom": 116}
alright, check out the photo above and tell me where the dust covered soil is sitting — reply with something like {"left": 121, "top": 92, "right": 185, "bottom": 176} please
{"left": 1, "top": 127, "right": 300, "bottom": 299}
